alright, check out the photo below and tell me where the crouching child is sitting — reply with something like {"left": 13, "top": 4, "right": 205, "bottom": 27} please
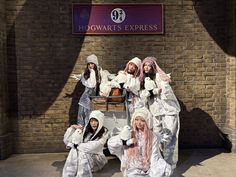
{"left": 108, "top": 107, "right": 172, "bottom": 177}
{"left": 63, "top": 110, "right": 109, "bottom": 177}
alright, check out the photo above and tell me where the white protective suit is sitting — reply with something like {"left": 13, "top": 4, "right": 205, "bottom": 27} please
{"left": 140, "top": 73, "right": 180, "bottom": 169}
{"left": 102, "top": 70, "right": 141, "bottom": 120}
{"left": 108, "top": 107, "right": 172, "bottom": 177}
{"left": 107, "top": 71, "right": 141, "bottom": 118}
{"left": 77, "top": 68, "right": 109, "bottom": 126}
{"left": 63, "top": 110, "right": 109, "bottom": 177}
{"left": 108, "top": 57, "right": 142, "bottom": 118}
{"left": 123, "top": 57, "right": 142, "bottom": 115}
{"left": 123, "top": 73, "right": 141, "bottom": 114}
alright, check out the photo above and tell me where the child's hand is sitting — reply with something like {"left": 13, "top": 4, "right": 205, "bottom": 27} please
{"left": 70, "top": 74, "right": 82, "bottom": 81}
{"left": 71, "top": 124, "right": 83, "bottom": 129}
{"left": 153, "top": 88, "right": 162, "bottom": 95}
{"left": 89, "top": 68, "right": 95, "bottom": 72}
{"left": 66, "top": 146, "right": 71, "bottom": 150}
{"left": 126, "top": 138, "right": 136, "bottom": 146}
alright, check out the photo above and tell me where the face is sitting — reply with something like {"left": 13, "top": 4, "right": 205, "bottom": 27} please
{"left": 90, "top": 118, "right": 99, "bottom": 131}
{"left": 127, "top": 62, "right": 137, "bottom": 74}
{"left": 87, "top": 62, "right": 95, "bottom": 69}
{"left": 134, "top": 116, "right": 146, "bottom": 131}
{"left": 143, "top": 62, "right": 153, "bottom": 74}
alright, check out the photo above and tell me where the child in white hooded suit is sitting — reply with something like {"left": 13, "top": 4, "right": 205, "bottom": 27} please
{"left": 72, "top": 54, "right": 110, "bottom": 127}
{"left": 139, "top": 57, "right": 180, "bottom": 169}
{"left": 63, "top": 110, "right": 109, "bottom": 177}
{"left": 108, "top": 107, "right": 172, "bottom": 177}
{"left": 102, "top": 57, "right": 142, "bottom": 116}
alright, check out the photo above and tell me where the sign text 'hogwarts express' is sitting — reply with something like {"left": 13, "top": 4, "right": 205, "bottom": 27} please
{"left": 72, "top": 4, "right": 164, "bottom": 35}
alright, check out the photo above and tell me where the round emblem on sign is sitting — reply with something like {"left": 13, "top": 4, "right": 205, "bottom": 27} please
{"left": 111, "top": 8, "right": 126, "bottom": 23}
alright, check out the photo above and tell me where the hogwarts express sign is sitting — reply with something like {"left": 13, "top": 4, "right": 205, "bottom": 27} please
{"left": 72, "top": 3, "right": 164, "bottom": 35}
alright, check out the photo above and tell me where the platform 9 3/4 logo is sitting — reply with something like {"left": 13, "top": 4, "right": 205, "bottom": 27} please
{"left": 111, "top": 8, "right": 126, "bottom": 23}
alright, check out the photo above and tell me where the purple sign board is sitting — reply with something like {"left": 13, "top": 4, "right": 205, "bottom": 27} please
{"left": 72, "top": 3, "right": 164, "bottom": 35}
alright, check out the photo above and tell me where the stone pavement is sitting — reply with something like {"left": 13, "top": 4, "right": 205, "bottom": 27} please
{"left": 0, "top": 149, "right": 236, "bottom": 177}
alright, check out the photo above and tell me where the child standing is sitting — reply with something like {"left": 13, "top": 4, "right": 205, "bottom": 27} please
{"left": 139, "top": 56, "right": 180, "bottom": 169}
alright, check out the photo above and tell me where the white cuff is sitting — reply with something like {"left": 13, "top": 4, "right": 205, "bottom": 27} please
{"left": 126, "top": 138, "right": 135, "bottom": 146}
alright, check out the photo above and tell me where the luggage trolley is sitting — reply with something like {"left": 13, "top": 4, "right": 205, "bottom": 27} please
{"left": 90, "top": 89, "right": 130, "bottom": 132}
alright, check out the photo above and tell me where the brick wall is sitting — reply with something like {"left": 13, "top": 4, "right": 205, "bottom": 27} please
{"left": 4, "top": 0, "right": 235, "bottom": 153}
{"left": 0, "top": 0, "right": 12, "bottom": 159}
{"left": 0, "top": 0, "right": 8, "bottom": 135}
{"left": 225, "top": 0, "right": 236, "bottom": 152}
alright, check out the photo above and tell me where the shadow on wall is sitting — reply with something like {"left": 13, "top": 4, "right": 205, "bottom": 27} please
{"left": 193, "top": 0, "right": 234, "bottom": 56}
{"left": 7, "top": 0, "right": 92, "bottom": 118}
{"left": 64, "top": 81, "right": 85, "bottom": 125}
{"left": 7, "top": 23, "right": 18, "bottom": 118}
{"left": 178, "top": 99, "right": 231, "bottom": 150}
{"left": 7, "top": 0, "right": 233, "bottom": 118}
{"left": 173, "top": 99, "right": 232, "bottom": 176}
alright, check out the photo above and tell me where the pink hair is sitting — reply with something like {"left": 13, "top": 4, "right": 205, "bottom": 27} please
{"left": 139, "top": 56, "right": 171, "bottom": 83}
{"left": 127, "top": 121, "right": 153, "bottom": 169}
